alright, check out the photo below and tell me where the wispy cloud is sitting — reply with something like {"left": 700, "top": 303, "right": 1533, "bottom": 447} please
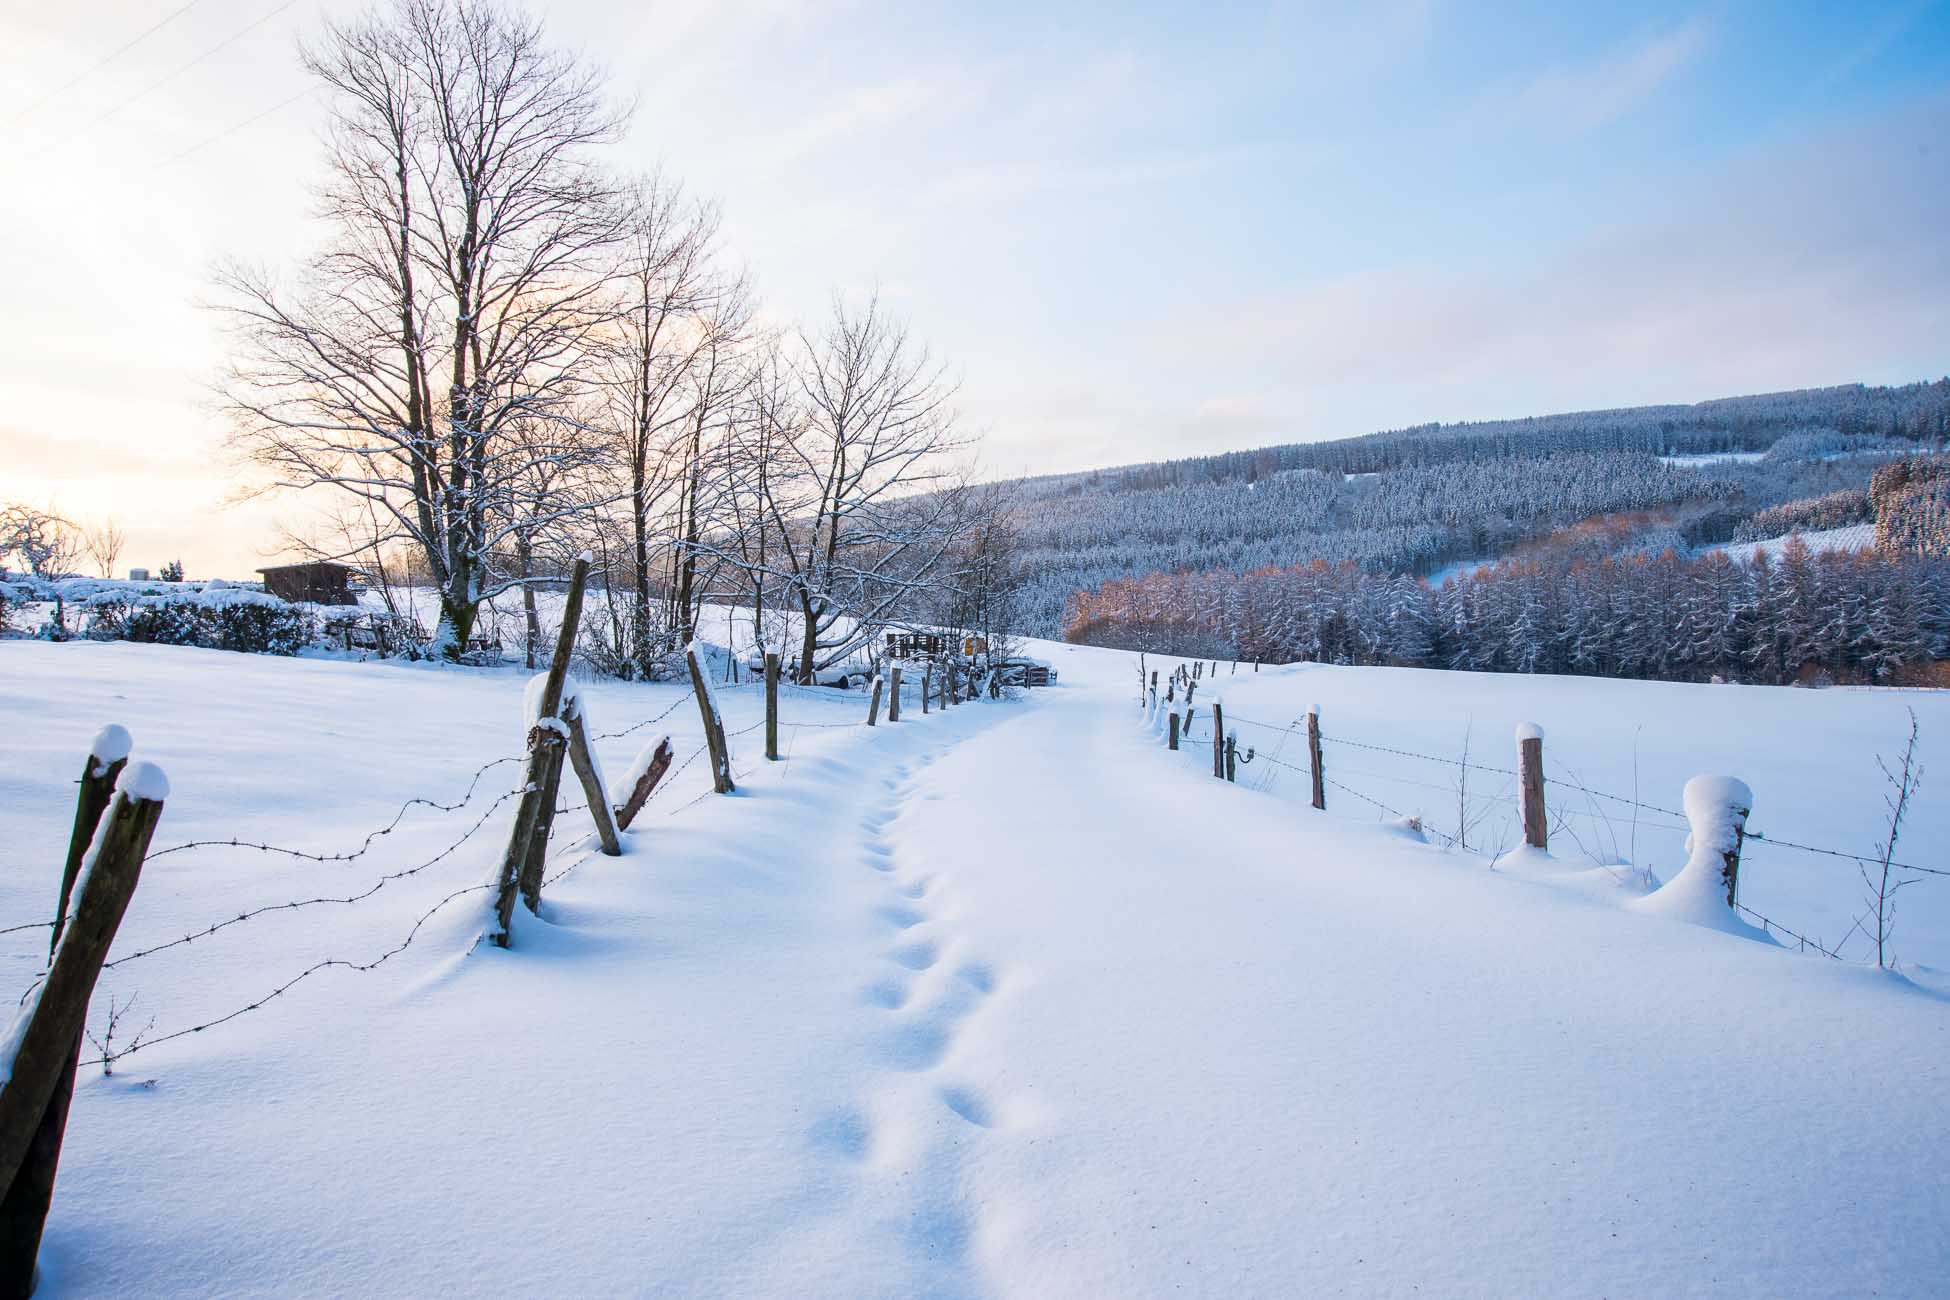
{"left": 1500, "top": 16, "right": 1715, "bottom": 135}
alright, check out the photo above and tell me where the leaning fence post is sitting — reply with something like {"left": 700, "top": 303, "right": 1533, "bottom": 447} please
{"left": 687, "top": 642, "right": 735, "bottom": 794}
{"left": 1306, "top": 705, "right": 1325, "bottom": 810}
{"left": 54, "top": 725, "right": 130, "bottom": 956}
{"left": 0, "top": 761, "right": 167, "bottom": 1296}
{"left": 492, "top": 554, "right": 590, "bottom": 945}
{"left": 615, "top": 736, "right": 674, "bottom": 831}
{"left": 1517, "top": 723, "right": 1548, "bottom": 851}
{"left": 1168, "top": 710, "right": 1181, "bottom": 751}
{"left": 888, "top": 665, "right": 902, "bottom": 722}
{"left": 867, "top": 674, "right": 885, "bottom": 726}
{"left": 563, "top": 705, "right": 622, "bottom": 856}
{"left": 1211, "top": 701, "right": 1226, "bottom": 779}
{"left": 764, "top": 653, "right": 781, "bottom": 760}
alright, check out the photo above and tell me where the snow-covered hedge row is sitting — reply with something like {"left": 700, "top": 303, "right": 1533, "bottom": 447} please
{"left": 0, "top": 573, "right": 404, "bottom": 659}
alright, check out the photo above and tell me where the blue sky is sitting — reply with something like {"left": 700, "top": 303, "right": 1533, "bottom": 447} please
{"left": 2, "top": 0, "right": 1947, "bottom": 571}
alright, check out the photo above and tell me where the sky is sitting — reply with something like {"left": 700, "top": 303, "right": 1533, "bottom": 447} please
{"left": 2, "top": 0, "right": 1948, "bottom": 577}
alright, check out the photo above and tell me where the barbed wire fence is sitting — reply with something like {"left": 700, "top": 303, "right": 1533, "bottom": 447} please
{"left": 1139, "top": 661, "right": 1941, "bottom": 963}
{"left": 7, "top": 654, "right": 920, "bottom": 1072}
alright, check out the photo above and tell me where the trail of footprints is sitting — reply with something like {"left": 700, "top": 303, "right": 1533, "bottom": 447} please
{"left": 855, "top": 754, "right": 1003, "bottom": 1135}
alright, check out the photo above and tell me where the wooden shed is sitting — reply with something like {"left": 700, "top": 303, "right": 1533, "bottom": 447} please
{"left": 256, "top": 562, "right": 356, "bottom": 605}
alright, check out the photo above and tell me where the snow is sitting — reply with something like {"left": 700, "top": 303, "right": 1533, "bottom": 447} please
{"left": 1716, "top": 522, "right": 1876, "bottom": 564}
{"left": 1516, "top": 720, "right": 1543, "bottom": 742}
{"left": 88, "top": 722, "right": 132, "bottom": 768}
{"left": 0, "top": 634, "right": 1946, "bottom": 1295}
{"left": 1660, "top": 451, "right": 1767, "bottom": 466}
{"left": 115, "top": 760, "right": 170, "bottom": 804}
{"left": 1635, "top": 775, "right": 1765, "bottom": 936}
{"left": 521, "top": 670, "right": 582, "bottom": 726}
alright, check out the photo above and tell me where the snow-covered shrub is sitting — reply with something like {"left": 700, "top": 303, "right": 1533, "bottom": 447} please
{"left": 83, "top": 588, "right": 314, "bottom": 656}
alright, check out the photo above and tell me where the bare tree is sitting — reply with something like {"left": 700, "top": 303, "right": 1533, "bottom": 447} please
{"left": 594, "top": 175, "right": 724, "bottom": 676}
{"left": 217, "top": 0, "right": 627, "bottom": 658}
{"left": 1862, "top": 707, "right": 1924, "bottom": 969}
{"left": 761, "top": 297, "right": 971, "bottom": 683}
{"left": 0, "top": 504, "right": 81, "bottom": 579}
{"left": 83, "top": 517, "right": 127, "bottom": 579}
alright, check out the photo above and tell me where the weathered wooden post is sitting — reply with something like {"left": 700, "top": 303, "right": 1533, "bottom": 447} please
{"left": 493, "top": 554, "right": 590, "bottom": 945}
{"left": 764, "top": 652, "right": 781, "bottom": 760}
{"left": 1306, "top": 704, "right": 1325, "bottom": 811}
{"left": 888, "top": 665, "right": 902, "bottom": 722}
{"left": 921, "top": 665, "right": 932, "bottom": 715}
{"left": 1211, "top": 701, "right": 1226, "bottom": 779}
{"left": 687, "top": 643, "right": 735, "bottom": 794}
{"left": 54, "top": 725, "right": 130, "bottom": 955}
{"left": 867, "top": 674, "right": 885, "bottom": 726}
{"left": 1516, "top": 723, "right": 1548, "bottom": 851}
{"left": 1168, "top": 710, "right": 1181, "bottom": 751}
{"left": 563, "top": 704, "right": 622, "bottom": 856}
{"left": 1225, "top": 732, "right": 1239, "bottom": 782}
{"left": 615, "top": 736, "right": 674, "bottom": 830}
{"left": 0, "top": 759, "right": 167, "bottom": 1296}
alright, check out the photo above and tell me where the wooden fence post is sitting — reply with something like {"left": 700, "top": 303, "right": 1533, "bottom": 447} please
{"left": 1225, "top": 732, "right": 1238, "bottom": 782}
{"left": 1212, "top": 701, "right": 1226, "bottom": 779}
{"left": 867, "top": 674, "right": 884, "bottom": 726}
{"left": 564, "top": 707, "right": 622, "bottom": 856}
{"left": 764, "top": 653, "right": 781, "bottom": 760}
{"left": 1307, "top": 705, "right": 1325, "bottom": 810}
{"left": 921, "top": 665, "right": 931, "bottom": 715}
{"left": 493, "top": 554, "right": 590, "bottom": 945}
{"left": 54, "top": 726, "right": 130, "bottom": 956}
{"left": 1168, "top": 710, "right": 1180, "bottom": 751}
{"left": 888, "top": 665, "right": 902, "bottom": 722}
{"left": 1517, "top": 723, "right": 1548, "bottom": 851}
{"left": 517, "top": 739, "right": 569, "bottom": 913}
{"left": 687, "top": 644, "right": 735, "bottom": 795}
{"left": 615, "top": 736, "right": 675, "bottom": 831}
{"left": 0, "top": 762, "right": 167, "bottom": 1296}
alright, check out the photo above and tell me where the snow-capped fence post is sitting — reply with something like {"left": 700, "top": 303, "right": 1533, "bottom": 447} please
{"left": 867, "top": 674, "right": 885, "bottom": 726}
{"left": 1306, "top": 705, "right": 1325, "bottom": 810}
{"left": 1639, "top": 777, "right": 1755, "bottom": 931}
{"left": 0, "top": 759, "right": 167, "bottom": 1295}
{"left": 615, "top": 737, "right": 674, "bottom": 831}
{"left": 686, "top": 643, "right": 735, "bottom": 795}
{"left": 1212, "top": 701, "right": 1227, "bottom": 779}
{"left": 1168, "top": 710, "right": 1181, "bottom": 751}
{"left": 1517, "top": 724, "right": 1548, "bottom": 851}
{"left": 53, "top": 726, "right": 130, "bottom": 956}
{"left": 564, "top": 705, "right": 621, "bottom": 857}
{"left": 888, "top": 665, "right": 902, "bottom": 722}
{"left": 764, "top": 653, "right": 782, "bottom": 760}
{"left": 492, "top": 555, "right": 590, "bottom": 945}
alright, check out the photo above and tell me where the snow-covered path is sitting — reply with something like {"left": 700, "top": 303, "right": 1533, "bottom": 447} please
{"left": 866, "top": 658, "right": 1949, "bottom": 1298}
{"left": 3, "top": 640, "right": 1945, "bottom": 1297}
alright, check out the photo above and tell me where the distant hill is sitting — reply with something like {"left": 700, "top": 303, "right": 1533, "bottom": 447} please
{"left": 1005, "top": 380, "right": 1950, "bottom": 635}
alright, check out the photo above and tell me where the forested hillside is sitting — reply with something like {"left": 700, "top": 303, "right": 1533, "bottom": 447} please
{"left": 1010, "top": 380, "right": 1950, "bottom": 635}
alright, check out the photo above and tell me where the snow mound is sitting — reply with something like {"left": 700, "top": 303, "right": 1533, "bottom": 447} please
{"left": 522, "top": 671, "right": 583, "bottom": 725}
{"left": 1516, "top": 721, "right": 1544, "bottom": 742}
{"left": 1634, "top": 775, "right": 1769, "bottom": 939}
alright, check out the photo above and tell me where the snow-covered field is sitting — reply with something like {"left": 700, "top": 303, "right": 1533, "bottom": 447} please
{"left": 2, "top": 633, "right": 1946, "bottom": 1296}
{"left": 1715, "top": 522, "right": 1878, "bottom": 564}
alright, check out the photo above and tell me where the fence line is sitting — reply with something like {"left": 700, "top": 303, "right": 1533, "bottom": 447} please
{"left": 1140, "top": 660, "right": 1943, "bottom": 961}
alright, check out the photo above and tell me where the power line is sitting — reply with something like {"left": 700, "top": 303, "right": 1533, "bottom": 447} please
{"left": 151, "top": 83, "right": 317, "bottom": 171}
{"left": 5, "top": 0, "right": 204, "bottom": 126}
{"left": 29, "top": 0, "right": 306, "bottom": 161}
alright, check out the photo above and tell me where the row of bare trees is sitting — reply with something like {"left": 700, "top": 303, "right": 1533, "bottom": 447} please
{"left": 0, "top": 505, "right": 127, "bottom": 580}
{"left": 217, "top": 0, "right": 1010, "bottom": 683}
